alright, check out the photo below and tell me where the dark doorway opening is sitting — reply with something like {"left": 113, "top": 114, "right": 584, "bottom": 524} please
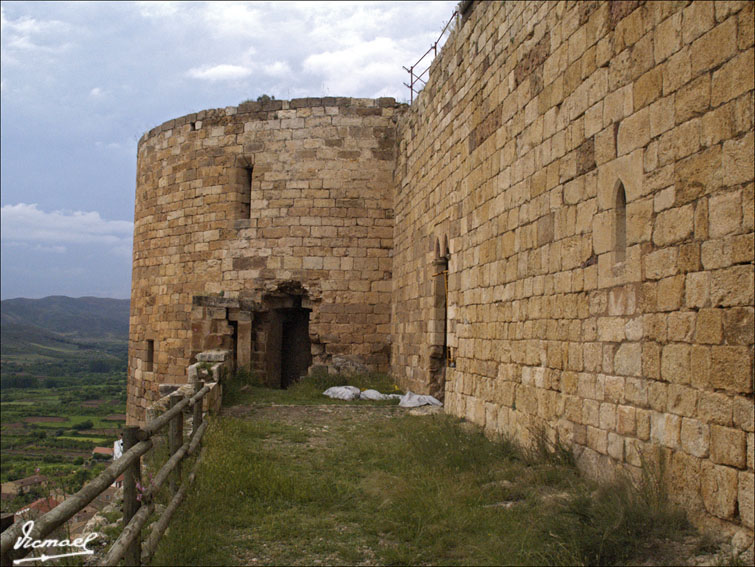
{"left": 229, "top": 320, "right": 239, "bottom": 372}
{"left": 278, "top": 308, "right": 312, "bottom": 388}
{"left": 429, "top": 257, "right": 448, "bottom": 400}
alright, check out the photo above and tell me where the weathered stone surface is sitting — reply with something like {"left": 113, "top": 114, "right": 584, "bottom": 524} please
{"left": 740, "top": 472, "right": 755, "bottom": 529}
{"left": 701, "top": 461, "right": 738, "bottom": 519}
{"left": 710, "top": 425, "right": 747, "bottom": 468}
{"left": 681, "top": 417, "right": 709, "bottom": 458}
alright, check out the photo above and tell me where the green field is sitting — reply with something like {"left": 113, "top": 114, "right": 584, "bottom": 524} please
{"left": 1, "top": 358, "right": 127, "bottom": 512}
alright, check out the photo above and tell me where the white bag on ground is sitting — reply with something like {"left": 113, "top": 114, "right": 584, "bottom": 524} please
{"left": 398, "top": 391, "right": 443, "bottom": 407}
{"left": 360, "top": 389, "right": 403, "bottom": 401}
{"left": 323, "top": 385, "right": 362, "bottom": 400}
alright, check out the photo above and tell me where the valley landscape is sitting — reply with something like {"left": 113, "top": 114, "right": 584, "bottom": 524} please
{"left": 0, "top": 296, "right": 129, "bottom": 512}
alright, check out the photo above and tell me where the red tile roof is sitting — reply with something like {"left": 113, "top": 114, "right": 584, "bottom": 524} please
{"left": 15, "top": 496, "right": 59, "bottom": 517}
{"left": 92, "top": 447, "right": 114, "bottom": 456}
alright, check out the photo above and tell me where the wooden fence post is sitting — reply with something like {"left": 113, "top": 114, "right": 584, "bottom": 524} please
{"left": 123, "top": 426, "right": 142, "bottom": 566}
{"left": 168, "top": 394, "right": 183, "bottom": 495}
{"left": 193, "top": 381, "right": 204, "bottom": 436}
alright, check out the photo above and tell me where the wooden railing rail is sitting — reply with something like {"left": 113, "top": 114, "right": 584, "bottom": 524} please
{"left": 1, "top": 380, "right": 212, "bottom": 566}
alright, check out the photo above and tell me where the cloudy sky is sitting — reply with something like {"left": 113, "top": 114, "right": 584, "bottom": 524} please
{"left": 0, "top": 1, "right": 456, "bottom": 299}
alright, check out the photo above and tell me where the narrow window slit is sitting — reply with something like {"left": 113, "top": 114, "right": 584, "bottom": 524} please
{"left": 238, "top": 165, "right": 253, "bottom": 219}
{"left": 615, "top": 182, "right": 626, "bottom": 264}
{"left": 145, "top": 339, "right": 154, "bottom": 372}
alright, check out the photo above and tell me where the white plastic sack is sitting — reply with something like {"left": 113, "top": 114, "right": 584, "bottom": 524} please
{"left": 323, "top": 385, "right": 362, "bottom": 400}
{"left": 398, "top": 390, "right": 443, "bottom": 408}
{"left": 360, "top": 389, "right": 403, "bottom": 401}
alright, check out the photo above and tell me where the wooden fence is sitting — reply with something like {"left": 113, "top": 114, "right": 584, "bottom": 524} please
{"left": 1, "top": 380, "right": 212, "bottom": 566}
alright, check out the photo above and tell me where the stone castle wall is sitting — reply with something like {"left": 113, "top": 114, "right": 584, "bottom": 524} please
{"left": 128, "top": 0, "right": 754, "bottom": 533}
{"left": 392, "top": 0, "right": 753, "bottom": 531}
{"left": 128, "top": 97, "right": 400, "bottom": 423}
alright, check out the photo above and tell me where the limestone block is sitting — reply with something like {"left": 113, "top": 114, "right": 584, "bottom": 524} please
{"left": 654, "top": 11, "right": 682, "bottom": 62}
{"left": 739, "top": 2, "right": 755, "bottom": 50}
{"left": 674, "top": 146, "right": 722, "bottom": 206}
{"left": 637, "top": 409, "right": 651, "bottom": 441}
{"left": 667, "top": 311, "right": 695, "bottom": 342}
{"left": 608, "top": 286, "right": 636, "bottom": 316}
{"left": 587, "top": 425, "right": 608, "bottom": 455}
{"left": 643, "top": 313, "right": 667, "bottom": 342}
{"left": 625, "top": 377, "right": 649, "bottom": 407}
{"left": 709, "top": 190, "right": 743, "bottom": 238}
{"left": 663, "top": 47, "right": 691, "bottom": 96}
{"left": 683, "top": 1, "right": 715, "bottom": 44}
{"left": 711, "top": 48, "right": 755, "bottom": 107}
{"left": 732, "top": 397, "right": 755, "bottom": 434}
{"left": 603, "top": 84, "right": 634, "bottom": 126}
{"left": 583, "top": 342, "right": 602, "bottom": 372}
{"left": 617, "top": 107, "right": 650, "bottom": 156}
{"left": 643, "top": 341, "right": 661, "bottom": 379}
{"left": 697, "top": 390, "right": 733, "bottom": 426}
{"left": 701, "top": 239, "right": 731, "bottom": 270}
{"left": 690, "top": 17, "right": 737, "bottom": 76}
{"left": 634, "top": 67, "right": 663, "bottom": 111}
{"left": 651, "top": 411, "right": 680, "bottom": 448}
{"left": 197, "top": 349, "right": 230, "bottom": 363}
{"left": 625, "top": 317, "right": 643, "bottom": 341}
{"left": 598, "top": 317, "right": 625, "bottom": 342}
{"left": 626, "top": 198, "right": 653, "bottom": 245}
{"left": 592, "top": 210, "right": 614, "bottom": 253}
{"left": 701, "top": 461, "right": 738, "bottom": 519}
{"left": 614, "top": 343, "right": 641, "bottom": 376}
{"left": 727, "top": 233, "right": 754, "bottom": 266}
{"left": 661, "top": 343, "right": 690, "bottom": 384}
{"left": 723, "top": 307, "right": 755, "bottom": 345}
{"left": 710, "top": 425, "right": 747, "bottom": 468}
{"left": 678, "top": 243, "right": 701, "bottom": 273}
{"left": 673, "top": 118, "right": 702, "bottom": 160}
{"left": 600, "top": 402, "right": 617, "bottom": 430}
{"left": 617, "top": 405, "right": 636, "bottom": 436}
{"left": 657, "top": 275, "right": 685, "bottom": 312}
{"left": 644, "top": 140, "right": 659, "bottom": 172}
{"left": 607, "top": 432, "right": 624, "bottom": 461}
{"left": 594, "top": 126, "right": 616, "bottom": 165}
{"left": 701, "top": 101, "right": 734, "bottom": 147}
{"left": 739, "top": 472, "right": 754, "bottom": 529}
{"left": 653, "top": 204, "right": 694, "bottom": 246}
{"left": 649, "top": 95, "right": 676, "bottom": 139}
{"left": 695, "top": 308, "right": 722, "bottom": 344}
{"left": 582, "top": 398, "right": 600, "bottom": 427}
{"left": 721, "top": 131, "right": 754, "bottom": 187}
{"left": 681, "top": 418, "right": 710, "bottom": 458}
{"left": 710, "top": 265, "right": 755, "bottom": 307}
{"left": 709, "top": 346, "right": 753, "bottom": 393}
{"left": 667, "top": 384, "right": 697, "bottom": 417}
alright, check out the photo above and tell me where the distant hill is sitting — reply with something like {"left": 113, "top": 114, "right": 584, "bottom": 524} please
{"left": 0, "top": 296, "right": 130, "bottom": 360}
{"left": 1, "top": 296, "right": 129, "bottom": 338}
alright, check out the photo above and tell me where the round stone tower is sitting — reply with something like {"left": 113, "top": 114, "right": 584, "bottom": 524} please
{"left": 127, "top": 97, "right": 402, "bottom": 424}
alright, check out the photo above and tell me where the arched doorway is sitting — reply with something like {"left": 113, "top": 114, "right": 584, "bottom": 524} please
{"left": 429, "top": 237, "right": 449, "bottom": 400}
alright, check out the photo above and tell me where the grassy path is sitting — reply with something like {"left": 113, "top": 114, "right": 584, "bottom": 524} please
{"left": 152, "top": 376, "right": 698, "bottom": 566}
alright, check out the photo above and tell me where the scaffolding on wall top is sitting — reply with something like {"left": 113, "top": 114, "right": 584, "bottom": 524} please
{"left": 403, "top": 8, "right": 460, "bottom": 104}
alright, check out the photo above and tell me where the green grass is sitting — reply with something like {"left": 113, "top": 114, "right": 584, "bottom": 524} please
{"left": 222, "top": 367, "right": 402, "bottom": 407}
{"left": 153, "top": 372, "right": 692, "bottom": 566}
{"left": 56, "top": 436, "right": 111, "bottom": 443}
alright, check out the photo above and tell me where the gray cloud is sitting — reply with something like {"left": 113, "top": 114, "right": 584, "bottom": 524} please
{"left": 0, "top": 1, "right": 457, "bottom": 298}
{"left": 1, "top": 203, "right": 133, "bottom": 247}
